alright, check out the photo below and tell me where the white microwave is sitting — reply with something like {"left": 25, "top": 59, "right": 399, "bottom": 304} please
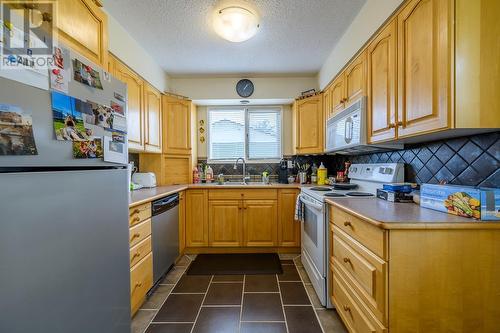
{"left": 325, "top": 97, "right": 403, "bottom": 154}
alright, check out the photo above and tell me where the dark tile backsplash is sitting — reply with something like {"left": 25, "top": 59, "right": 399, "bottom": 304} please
{"left": 198, "top": 132, "right": 499, "bottom": 187}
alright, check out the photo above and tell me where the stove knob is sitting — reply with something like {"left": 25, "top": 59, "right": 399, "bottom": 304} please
{"left": 385, "top": 167, "right": 393, "bottom": 174}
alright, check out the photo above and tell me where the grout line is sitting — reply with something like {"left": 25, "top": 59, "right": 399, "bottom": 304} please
{"left": 202, "top": 304, "right": 241, "bottom": 308}
{"left": 170, "top": 292, "right": 206, "bottom": 295}
{"left": 150, "top": 321, "right": 195, "bottom": 324}
{"left": 142, "top": 255, "right": 193, "bottom": 332}
{"left": 211, "top": 281, "right": 244, "bottom": 284}
{"left": 238, "top": 274, "right": 245, "bottom": 333}
{"left": 276, "top": 274, "right": 290, "bottom": 333}
{"left": 240, "top": 320, "right": 287, "bottom": 323}
{"left": 189, "top": 275, "right": 213, "bottom": 333}
{"left": 244, "top": 291, "right": 280, "bottom": 294}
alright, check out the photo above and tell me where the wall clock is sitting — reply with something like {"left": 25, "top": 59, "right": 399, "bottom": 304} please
{"left": 236, "top": 79, "right": 254, "bottom": 98}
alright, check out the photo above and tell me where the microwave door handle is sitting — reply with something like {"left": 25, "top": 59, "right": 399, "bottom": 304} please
{"left": 349, "top": 120, "right": 354, "bottom": 141}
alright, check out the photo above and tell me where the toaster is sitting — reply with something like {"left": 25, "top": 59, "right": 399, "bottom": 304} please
{"left": 132, "top": 172, "right": 157, "bottom": 188}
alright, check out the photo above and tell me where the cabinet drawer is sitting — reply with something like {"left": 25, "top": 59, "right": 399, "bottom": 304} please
{"left": 209, "top": 189, "right": 277, "bottom": 200}
{"left": 129, "top": 202, "right": 151, "bottom": 227}
{"left": 130, "top": 236, "right": 152, "bottom": 267}
{"left": 130, "top": 253, "right": 153, "bottom": 315}
{"left": 333, "top": 226, "right": 387, "bottom": 323}
{"left": 330, "top": 207, "right": 386, "bottom": 259}
{"left": 129, "top": 219, "right": 151, "bottom": 248}
{"left": 332, "top": 270, "right": 386, "bottom": 333}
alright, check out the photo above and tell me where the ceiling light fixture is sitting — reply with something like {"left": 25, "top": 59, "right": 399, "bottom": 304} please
{"left": 213, "top": 6, "right": 259, "bottom": 43}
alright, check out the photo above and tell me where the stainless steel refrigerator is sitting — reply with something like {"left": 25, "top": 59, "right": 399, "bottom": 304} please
{"left": 0, "top": 48, "right": 131, "bottom": 333}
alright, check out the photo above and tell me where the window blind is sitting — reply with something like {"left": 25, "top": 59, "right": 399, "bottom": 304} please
{"left": 208, "top": 109, "right": 245, "bottom": 160}
{"left": 247, "top": 109, "right": 281, "bottom": 160}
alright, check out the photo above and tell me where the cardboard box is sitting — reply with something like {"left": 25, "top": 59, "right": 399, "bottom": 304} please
{"left": 480, "top": 188, "right": 500, "bottom": 221}
{"left": 420, "top": 184, "right": 481, "bottom": 219}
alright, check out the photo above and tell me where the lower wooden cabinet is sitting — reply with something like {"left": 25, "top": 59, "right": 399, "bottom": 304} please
{"left": 179, "top": 191, "right": 186, "bottom": 254}
{"left": 186, "top": 190, "right": 209, "bottom": 247}
{"left": 209, "top": 200, "right": 243, "bottom": 247}
{"left": 130, "top": 253, "right": 153, "bottom": 316}
{"left": 243, "top": 200, "right": 277, "bottom": 247}
{"left": 278, "top": 189, "right": 301, "bottom": 247}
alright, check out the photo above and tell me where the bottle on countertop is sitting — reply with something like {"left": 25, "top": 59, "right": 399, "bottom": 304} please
{"left": 193, "top": 166, "right": 200, "bottom": 184}
{"left": 206, "top": 165, "right": 214, "bottom": 183}
{"left": 311, "top": 163, "right": 318, "bottom": 184}
{"left": 317, "top": 162, "right": 327, "bottom": 185}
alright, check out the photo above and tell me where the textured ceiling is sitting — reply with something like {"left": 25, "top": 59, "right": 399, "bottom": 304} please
{"left": 103, "top": 0, "right": 366, "bottom": 76}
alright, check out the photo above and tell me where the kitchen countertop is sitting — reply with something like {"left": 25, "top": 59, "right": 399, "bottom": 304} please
{"left": 129, "top": 183, "right": 302, "bottom": 207}
{"left": 326, "top": 197, "right": 500, "bottom": 229}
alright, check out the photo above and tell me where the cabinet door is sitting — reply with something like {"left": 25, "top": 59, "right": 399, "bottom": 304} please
{"left": 323, "top": 85, "right": 333, "bottom": 120}
{"left": 112, "top": 56, "right": 145, "bottom": 151}
{"left": 243, "top": 200, "right": 277, "bottom": 247}
{"left": 162, "top": 95, "right": 192, "bottom": 155}
{"left": 367, "top": 19, "right": 398, "bottom": 143}
{"left": 144, "top": 84, "right": 162, "bottom": 153}
{"left": 209, "top": 200, "right": 243, "bottom": 247}
{"left": 345, "top": 51, "right": 367, "bottom": 105}
{"left": 397, "top": 0, "right": 452, "bottom": 138}
{"left": 331, "top": 74, "right": 346, "bottom": 113}
{"left": 296, "top": 94, "right": 324, "bottom": 154}
{"left": 178, "top": 191, "right": 186, "bottom": 254}
{"left": 278, "top": 190, "right": 300, "bottom": 247}
{"left": 57, "top": 0, "right": 108, "bottom": 67}
{"left": 186, "top": 190, "right": 208, "bottom": 247}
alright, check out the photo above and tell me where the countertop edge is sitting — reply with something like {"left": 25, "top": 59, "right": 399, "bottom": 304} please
{"left": 129, "top": 185, "right": 188, "bottom": 207}
{"left": 326, "top": 199, "right": 500, "bottom": 230}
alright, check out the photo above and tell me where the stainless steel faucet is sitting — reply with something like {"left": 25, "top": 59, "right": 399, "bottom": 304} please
{"left": 234, "top": 157, "right": 249, "bottom": 184}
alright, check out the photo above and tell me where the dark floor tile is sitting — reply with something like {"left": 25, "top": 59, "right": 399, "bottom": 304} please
{"left": 281, "top": 259, "right": 294, "bottom": 265}
{"left": 141, "top": 285, "right": 173, "bottom": 310}
{"left": 172, "top": 275, "right": 211, "bottom": 293}
{"left": 212, "top": 274, "right": 244, "bottom": 282}
{"left": 278, "top": 264, "right": 301, "bottom": 281}
{"left": 204, "top": 282, "right": 243, "bottom": 305}
{"left": 241, "top": 322, "right": 287, "bottom": 333}
{"left": 192, "top": 307, "right": 240, "bottom": 333}
{"left": 145, "top": 323, "right": 193, "bottom": 333}
{"left": 316, "top": 309, "right": 348, "bottom": 333}
{"left": 280, "top": 282, "right": 311, "bottom": 305}
{"left": 285, "top": 306, "right": 323, "bottom": 333}
{"left": 245, "top": 274, "right": 279, "bottom": 292}
{"left": 242, "top": 293, "right": 285, "bottom": 321}
{"left": 153, "top": 293, "right": 204, "bottom": 322}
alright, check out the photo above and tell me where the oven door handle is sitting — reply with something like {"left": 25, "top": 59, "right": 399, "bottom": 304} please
{"left": 299, "top": 195, "right": 324, "bottom": 211}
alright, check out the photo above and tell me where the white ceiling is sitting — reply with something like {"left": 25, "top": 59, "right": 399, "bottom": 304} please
{"left": 103, "top": 0, "right": 366, "bottom": 76}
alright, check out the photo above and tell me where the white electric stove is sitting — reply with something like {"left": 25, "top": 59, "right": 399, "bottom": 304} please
{"left": 299, "top": 163, "right": 404, "bottom": 308}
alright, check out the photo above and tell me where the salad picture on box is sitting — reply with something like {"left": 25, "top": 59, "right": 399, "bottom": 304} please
{"left": 444, "top": 192, "right": 480, "bottom": 219}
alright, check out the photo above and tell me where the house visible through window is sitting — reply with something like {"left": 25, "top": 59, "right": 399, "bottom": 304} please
{"left": 208, "top": 107, "right": 282, "bottom": 161}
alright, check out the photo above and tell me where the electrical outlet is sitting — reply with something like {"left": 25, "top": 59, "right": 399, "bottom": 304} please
{"left": 287, "top": 160, "right": 294, "bottom": 169}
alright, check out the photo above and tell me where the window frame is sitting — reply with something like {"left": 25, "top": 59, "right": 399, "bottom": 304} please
{"left": 207, "top": 106, "right": 283, "bottom": 164}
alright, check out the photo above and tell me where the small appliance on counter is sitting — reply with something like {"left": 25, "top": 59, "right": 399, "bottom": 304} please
{"left": 377, "top": 182, "right": 415, "bottom": 202}
{"left": 132, "top": 172, "right": 157, "bottom": 188}
{"left": 278, "top": 159, "right": 289, "bottom": 184}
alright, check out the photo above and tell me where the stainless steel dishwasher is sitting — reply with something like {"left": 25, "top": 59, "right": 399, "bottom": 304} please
{"left": 151, "top": 193, "right": 179, "bottom": 284}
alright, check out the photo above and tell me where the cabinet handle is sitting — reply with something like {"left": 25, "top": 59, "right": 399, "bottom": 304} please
{"left": 388, "top": 123, "right": 396, "bottom": 128}
{"left": 132, "top": 252, "right": 141, "bottom": 259}
{"left": 343, "top": 305, "right": 351, "bottom": 312}
{"left": 131, "top": 233, "right": 141, "bottom": 240}
{"left": 343, "top": 221, "right": 352, "bottom": 227}
{"left": 133, "top": 216, "right": 140, "bottom": 222}
{"left": 396, "top": 121, "right": 404, "bottom": 126}
{"left": 130, "top": 209, "right": 140, "bottom": 216}
{"left": 343, "top": 257, "right": 351, "bottom": 264}
{"left": 134, "top": 282, "right": 143, "bottom": 289}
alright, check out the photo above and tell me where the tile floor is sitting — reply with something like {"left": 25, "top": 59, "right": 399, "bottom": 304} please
{"left": 133, "top": 254, "right": 347, "bottom": 333}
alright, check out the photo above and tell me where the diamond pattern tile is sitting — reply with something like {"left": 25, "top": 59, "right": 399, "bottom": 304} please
{"left": 471, "top": 132, "right": 498, "bottom": 150}
{"left": 446, "top": 155, "right": 468, "bottom": 177}
{"left": 457, "top": 166, "right": 482, "bottom": 186}
{"left": 457, "top": 141, "right": 482, "bottom": 163}
{"left": 418, "top": 147, "right": 433, "bottom": 164}
{"left": 426, "top": 156, "right": 443, "bottom": 174}
{"left": 435, "top": 144, "right": 454, "bottom": 164}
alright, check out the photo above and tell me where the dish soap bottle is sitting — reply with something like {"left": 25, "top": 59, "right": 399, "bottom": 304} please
{"left": 206, "top": 165, "right": 214, "bottom": 183}
{"left": 317, "top": 162, "right": 327, "bottom": 185}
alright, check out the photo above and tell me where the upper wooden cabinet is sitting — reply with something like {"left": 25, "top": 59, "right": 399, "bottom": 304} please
{"left": 397, "top": 0, "right": 453, "bottom": 138}
{"left": 57, "top": 0, "right": 108, "bottom": 67}
{"left": 294, "top": 94, "right": 324, "bottom": 155}
{"left": 111, "top": 55, "right": 145, "bottom": 151}
{"left": 331, "top": 74, "right": 346, "bottom": 115}
{"left": 344, "top": 50, "right": 367, "bottom": 106}
{"left": 367, "top": 19, "right": 398, "bottom": 143}
{"left": 162, "top": 96, "right": 192, "bottom": 155}
{"left": 144, "top": 84, "right": 162, "bottom": 153}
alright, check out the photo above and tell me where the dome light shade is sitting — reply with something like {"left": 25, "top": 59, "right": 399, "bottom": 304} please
{"left": 213, "top": 6, "right": 259, "bottom": 42}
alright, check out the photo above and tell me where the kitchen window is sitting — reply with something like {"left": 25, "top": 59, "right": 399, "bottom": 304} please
{"left": 208, "top": 107, "right": 282, "bottom": 162}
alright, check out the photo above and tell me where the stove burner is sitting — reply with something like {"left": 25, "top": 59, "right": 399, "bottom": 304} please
{"left": 310, "top": 187, "right": 332, "bottom": 192}
{"left": 332, "top": 183, "right": 358, "bottom": 190}
{"left": 346, "top": 192, "right": 374, "bottom": 197}
{"left": 324, "top": 193, "right": 346, "bottom": 197}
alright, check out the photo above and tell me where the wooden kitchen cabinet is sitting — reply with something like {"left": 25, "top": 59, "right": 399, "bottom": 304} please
{"left": 367, "top": 19, "right": 398, "bottom": 143}
{"left": 396, "top": 0, "right": 453, "bottom": 138}
{"left": 294, "top": 94, "right": 324, "bottom": 155}
{"left": 209, "top": 200, "right": 243, "bottom": 247}
{"left": 243, "top": 200, "right": 278, "bottom": 247}
{"left": 57, "top": 0, "right": 108, "bottom": 67}
{"left": 186, "top": 190, "right": 208, "bottom": 247}
{"left": 344, "top": 50, "right": 367, "bottom": 106}
{"left": 331, "top": 74, "right": 346, "bottom": 115}
{"left": 111, "top": 55, "right": 145, "bottom": 151}
{"left": 278, "top": 189, "right": 301, "bottom": 247}
{"left": 178, "top": 191, "right": 186, "bottom": 254}
{"left": 130, "top": 253, "right": 153, "bottom": 316}
{"left": 144, "top": 84, "right": 162, "bottom": 153}
{"left": 162, "top": 95, "right": 192, "bottom": 155}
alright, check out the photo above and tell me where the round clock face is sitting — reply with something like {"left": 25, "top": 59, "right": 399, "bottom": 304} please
{"left": 236, "top": 79, "right": 254, "bottom": 98}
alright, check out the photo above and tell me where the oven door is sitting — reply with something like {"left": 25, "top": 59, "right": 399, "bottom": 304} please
{"left": 300, "top": 194, "right": 325, "bottom": 275}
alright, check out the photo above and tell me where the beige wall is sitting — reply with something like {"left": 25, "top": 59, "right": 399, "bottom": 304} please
{"left": 106, "top": 13, "right": 170, "bottom": 92}
{"left": 169, "top": 76, "right": 317, "bottom": 100}
{"left": 196, "top": 104, "right": 294, "bottom": 160}
{"left": 318, "top": 0, "right": 404, "bottom": 89}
